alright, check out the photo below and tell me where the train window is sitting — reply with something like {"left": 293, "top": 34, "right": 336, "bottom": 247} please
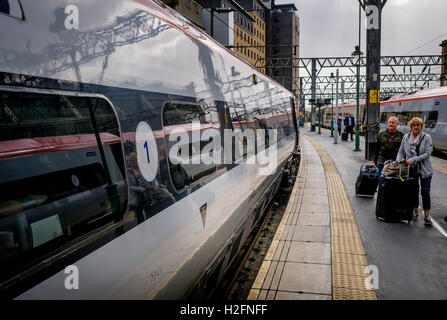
{"left": 270, "top": 109, "right": 284, "bottom": 140}
{"left": 162, "top": 102, "right": 220, "bottom": 191}
{"left": 396, "top": 113, "right": 408, "bottom": 125}
{"left": 163, "top": 102, "right": 210, "bottom": 126}
{"left": 227, "top": 105, "right": 253, "bottom": 161}
{"left": 408, "top": 112, "right": 423, "bottom": 120}
{"left": 283, "top": 112, "right": 294, "bottom": 137}
{"left": 425, "top": 111, "right": 438, "bottom": 128}
{"left": 0, "top": 90, "right": 126, "bottom": 291}
{"left": 0, "top": 0, "right": 23, "bottom": 20}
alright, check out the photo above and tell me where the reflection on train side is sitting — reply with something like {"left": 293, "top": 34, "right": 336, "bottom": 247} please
{"left": 161, "top": 101, "right": 295, "bottom": 195}
{"left": 162, "top": 101, "right": 222, "bottom": 193}
{"left": 0, "top": 90, "right": 127, "bottom": 285}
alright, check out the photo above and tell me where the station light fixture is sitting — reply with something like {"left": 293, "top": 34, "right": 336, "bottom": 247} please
{"left": 352, "top": 45, "right": 363, "bottom": 152}
{"left": 329, "top": 72, "right": 335, "bottom": 82}
{"left": 351, "top": 45, "right": 363, "bottom": 64}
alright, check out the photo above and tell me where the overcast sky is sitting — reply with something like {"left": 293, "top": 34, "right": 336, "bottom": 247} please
{"left": 277, "top": 0, "right": 447, "bottom": 57}
{"left": 274, "top": 0, "right": 447, "bottom": 81}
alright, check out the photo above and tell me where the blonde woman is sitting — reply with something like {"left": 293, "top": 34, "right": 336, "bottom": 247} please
{"left": 396, "top": 117, "right": 433, "bottom": 226}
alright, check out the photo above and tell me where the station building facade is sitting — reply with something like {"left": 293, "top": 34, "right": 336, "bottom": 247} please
{"left": 174, "top": 0, "right": 205, "bottom": 28}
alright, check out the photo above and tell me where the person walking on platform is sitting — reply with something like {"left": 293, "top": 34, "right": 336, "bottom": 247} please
{"left": 344, "top": 114, "right": 355, "bottom": 141}
{"left": 396, "top": 117, "right": 433, "bottom": 226}
{"left": 373, "top": 116, "right": 403, "bottom": 177}
{"left": 337, "top": 116, "right": 343, "bottom": 135}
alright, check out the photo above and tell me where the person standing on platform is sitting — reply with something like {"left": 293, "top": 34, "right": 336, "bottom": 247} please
{"left": 373, "top": 116, "right": 403, "bottom": 177}
{"left": 337, "top": 116, "right": 342, "bottom": 135}
{"left": 396, "top": 117, "right": 433, "bottom": 226}
{"left": 344, "top": 114, "right": 355, "bottom": 141}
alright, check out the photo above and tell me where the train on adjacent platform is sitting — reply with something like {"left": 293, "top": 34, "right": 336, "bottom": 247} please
{"left": 0, "top": 0, "right": 299, "bottom": 299}
{"left": 321, "top": 86, "right": 447, "bottom": 152}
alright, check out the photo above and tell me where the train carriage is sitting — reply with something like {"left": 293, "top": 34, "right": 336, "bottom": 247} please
{"left": 379, "top": 87, "right": 447, "bottom": 153}
{"left": 321, "top": 99, "right": 366, "bottom": 130}
{"left": 0, "top": 0, "right": 299, "bottom": 299}
{"left": 321, "top": 86, "right": 447, "bottom": 150}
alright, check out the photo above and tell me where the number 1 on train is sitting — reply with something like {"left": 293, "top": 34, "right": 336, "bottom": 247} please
{"left": 144, "top": 141, "right": 150, "bottom": 163}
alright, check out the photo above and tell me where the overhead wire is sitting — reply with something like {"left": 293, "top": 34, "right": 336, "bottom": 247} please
{"left": 404, "top": 32, "right": 447, "bottom": 55}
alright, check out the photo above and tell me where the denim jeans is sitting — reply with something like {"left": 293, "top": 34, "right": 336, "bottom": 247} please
{"left": 417, "top": 176, "right": 432, "bottom": 210}
{"left": 377, "top": 164, "right": 384, "bottom": 178}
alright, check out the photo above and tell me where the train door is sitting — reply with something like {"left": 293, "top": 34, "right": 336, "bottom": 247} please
{"left": 423, "top": 110, "right": 440, "bottom": 149}
{"left": 289, "top": 97, "right": 299, "bottom": 147}
{"left": 0, "top": 89, "right": 127, "bottom": 297}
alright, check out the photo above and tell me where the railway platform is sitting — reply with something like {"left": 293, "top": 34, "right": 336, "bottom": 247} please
{"left": 248, "top": 124, "right": 447, "bottom": 300}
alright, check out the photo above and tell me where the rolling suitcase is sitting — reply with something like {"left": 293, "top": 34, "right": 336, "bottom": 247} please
{"left": 355, "top": 163, "right": 378, "bottom": 197}
{"left": 341, "top": 132, "right": 348, "bottom": 141}
{"left": 375, "top": 170, "right": 418, "bottom": 224}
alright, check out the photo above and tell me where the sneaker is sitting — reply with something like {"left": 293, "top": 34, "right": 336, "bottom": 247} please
{"left": 424, "top": 216, "right": 432, "bottom": 226}
{"left": 413, "top": 213, "right": 419, "bottom": 221}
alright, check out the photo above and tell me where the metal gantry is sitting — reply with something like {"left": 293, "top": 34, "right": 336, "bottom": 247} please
{"left": 255, "top": 56, "right": 442, "bottom": 98}
{"left": 300, "top": 87, "right": 410, "bottom": 99}
{"left": 255, "top": 55, "right": 442, "bottom": 70}
{"left": 301, "top": 73, "right": 442, "bottom": 85}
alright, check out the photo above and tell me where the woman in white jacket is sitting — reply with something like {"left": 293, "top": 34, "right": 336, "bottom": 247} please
{"left": 396, "top": 117, "right": 433, "bottom": 226}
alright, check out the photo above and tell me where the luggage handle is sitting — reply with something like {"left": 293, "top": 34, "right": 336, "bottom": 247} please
{"left": 398, "top": 162, "right": 410, "bottom": 179}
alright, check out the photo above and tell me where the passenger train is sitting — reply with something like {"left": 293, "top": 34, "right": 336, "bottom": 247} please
{"left": 321, "top": 86, "right": 447, "bottom": 152}
{"left": 0, "top": 0, "right": 299, "bottom": 299}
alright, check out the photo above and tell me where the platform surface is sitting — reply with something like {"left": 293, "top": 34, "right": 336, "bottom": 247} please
{"left": 249, "top": 125, "right": 447, "bottom": 300}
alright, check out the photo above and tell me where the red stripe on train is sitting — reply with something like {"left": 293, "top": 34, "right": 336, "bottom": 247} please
{"left": 0, "top": 133, "right": 121, "bottom": 160}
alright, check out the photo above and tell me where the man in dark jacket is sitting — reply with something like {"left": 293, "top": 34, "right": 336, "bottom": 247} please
{"left": 373, "top": 116, "right": 404, "bottom": 177}
{"left": 344, "top": 114, "right": 355, "bottom": 141}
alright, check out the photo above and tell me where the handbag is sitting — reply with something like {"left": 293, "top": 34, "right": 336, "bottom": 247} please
{"left": 382, "top": 160, "right": 410, "bottom": 178}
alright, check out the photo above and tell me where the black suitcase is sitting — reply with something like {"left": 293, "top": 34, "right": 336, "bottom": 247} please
{"left": 375, "top": 175, "right": 418, "bottom": 224}
{"left": 355, "top": 164, "right": 378, "bottom": 197}
{"left": 341, "top": 132, "right": 348, "bottom": 141}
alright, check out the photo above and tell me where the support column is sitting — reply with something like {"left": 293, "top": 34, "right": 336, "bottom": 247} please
{"left": 334, "top": 69, "right": 339, "bottom": 144}
{"left": 441, "top": 40, "right": 447, "bottom": 87}
{"left": 299, "top": 77, "right": 304, "bottom": 126}
{"left": 311, "top": 58, "right": 317, "bottom": 131}
{"left": 364, "top": 0, "right": 385, "bottom": 159}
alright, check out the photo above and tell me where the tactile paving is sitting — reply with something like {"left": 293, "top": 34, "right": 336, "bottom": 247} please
{"left": 333, "top": 287, "right": 377, "bottom": 300}
{"left": 332, "top": 253, "right": 367, "bottom": 266}
{"left": 305, "top": 135, "right": 377, "bottom": 300}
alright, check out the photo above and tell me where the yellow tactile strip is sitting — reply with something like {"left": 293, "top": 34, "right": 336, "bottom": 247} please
{"left": 304, "top": 135, "right": 377, "bottom": 300}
